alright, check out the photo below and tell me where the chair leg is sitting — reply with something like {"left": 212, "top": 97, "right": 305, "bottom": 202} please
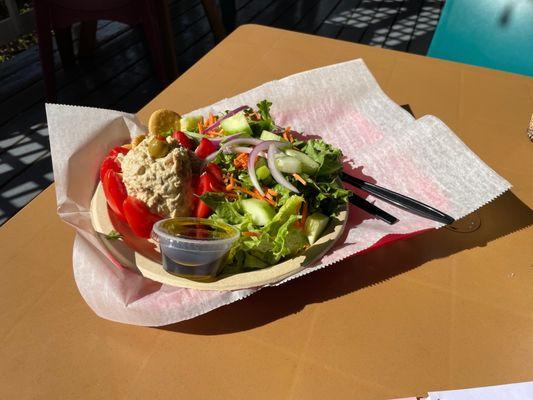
{"left": 139, "top": 0, "right": 169, "bottom": 85}
{"left": 55, "top": 25, "right": 75, "bottom": 67}
{"left": 34, "top": 0, "right": 57, "bottom": 102}
{"left": 220, "top": 0, "right": 236, "bottom": 33}
{"left": 201, "top": 0, "right": 227, "bottom": 41}
{"left": 155, "top": 0, "right": 178, "bottom": 81}
{"left": 79, "top": 20, "right": 98, "bottom": 58}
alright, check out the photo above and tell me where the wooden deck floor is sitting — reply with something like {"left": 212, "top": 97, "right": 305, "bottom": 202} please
{"left": 0, "top": 0, "right": 445, "bottom": 225}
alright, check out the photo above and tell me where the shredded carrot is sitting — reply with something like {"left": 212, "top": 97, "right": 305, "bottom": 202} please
{"left": 300, "top": 201, "right": 309, "bottom": 226}
{"left": 233, "top": 153, "right": 249, "bottom": 169}
{"left": 264, "top": 197, "right": 276, "bottom": 207}
{"left": 197, "top": 120, "right": 203, "bottom": 134}
{"left": 235, "top": 186, "right": 259, "bottom": 200}
{"left": 292, "top": 173, "right": 307, "bottom": 185}
{"left": 207, "top": 113, "right": 214, "bottom": 126}
{"left": 205, "top": 131, "right": 216, "bottom": 137}
{"left": 283, "top": 127, "right": 295, "bottom": 143}
{"left": 225, "top": 174, "right": 236, "bottom": 191}
{"left": 232, "top": 185, "right": 277, "bottom": 206}
{"left": 254, "top": 188, "right": 276, "bottom": 206}
{"left": 243, "top": 231, "right": 260, "bottom": 237}
{"left": 267, "top": 188, "right": 278, "bottom": 197}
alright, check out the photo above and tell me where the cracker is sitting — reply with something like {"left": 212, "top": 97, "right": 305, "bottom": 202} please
{"left": 148, "top": 109, "right": 181, "bottom": 136}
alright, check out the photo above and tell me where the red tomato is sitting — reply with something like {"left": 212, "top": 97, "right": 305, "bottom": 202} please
{"left": 108, "top": 146, "right": 129, "bottom": 158}
{"left": 122, "top": 196, "right": 162, "bottom": 238}
{"left": 201, "top": 171, "right": 226, "bottom": 193}
{"left": 172, "top": 131, "right": 195, "bottom": 150}
{"left": 193, "top": 172, "right": 224, "bottom": 218}
{"left": 194, "top": 138, "right": 217, "bottom": 159}
{"left": 205, "top": 163, "right": 223, "bottom": 183}
{"left": 196, "top": 200, "right": 212, "bottom": 219}
{"left": 102, "top": 169, "right": 127, "bottom": 221}
{"left": 99, "top": 155, "right": 121, "bottom": 182}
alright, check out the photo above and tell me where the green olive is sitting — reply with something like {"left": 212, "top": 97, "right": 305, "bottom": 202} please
{"left": 148, "top": 139, "right": 170, "bottom": 159}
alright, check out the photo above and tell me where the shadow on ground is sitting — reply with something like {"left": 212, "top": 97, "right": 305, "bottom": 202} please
{"left": 161, "top": 190, "right": 533, "bottom": 335}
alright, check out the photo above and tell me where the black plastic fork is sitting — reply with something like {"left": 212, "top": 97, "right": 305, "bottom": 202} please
{"left": 342, "top": 173, "right": 455, "bottom": 225}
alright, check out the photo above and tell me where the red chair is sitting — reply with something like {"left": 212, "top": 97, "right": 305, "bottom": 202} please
{"left": 33, "top": 0, "right": 174, "bottom": 102}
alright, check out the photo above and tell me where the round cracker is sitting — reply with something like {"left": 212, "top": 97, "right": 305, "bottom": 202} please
{"left": 148, "top": 109, "right": 181, "bottom": 136}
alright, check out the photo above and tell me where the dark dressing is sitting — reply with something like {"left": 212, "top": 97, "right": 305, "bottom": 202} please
{"left": 158, "top": 218, "right": 238, "bottom": 281}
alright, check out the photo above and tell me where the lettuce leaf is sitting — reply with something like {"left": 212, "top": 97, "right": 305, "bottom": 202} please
{"left": 217, "top": 195, "right": 308, "bottom": 272}
{"left": 248, "top": 100, "right": 274, "bottom": 135}
{"left": 302, "top": 139, "right": 343, "bottom": 177}
{"left": 302, "top": 176, "right": 351, "bottom": 216}
{"left": 200, "top": 193, "right": 255, "bottom": 232}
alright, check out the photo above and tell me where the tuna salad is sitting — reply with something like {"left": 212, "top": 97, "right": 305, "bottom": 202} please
{"left": 119, "top": 138, "right": 193, "bottom": 218}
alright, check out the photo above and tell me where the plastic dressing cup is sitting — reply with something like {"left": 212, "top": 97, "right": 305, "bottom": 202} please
{"left": 151, "top": 217, "right": 240, "bottom": 281}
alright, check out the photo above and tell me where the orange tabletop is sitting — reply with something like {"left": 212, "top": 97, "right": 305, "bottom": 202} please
{"left": 1, "top": 25, "right": 532, "bottom": 400}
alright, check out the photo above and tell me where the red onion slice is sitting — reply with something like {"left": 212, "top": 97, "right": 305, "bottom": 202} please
{"left": 203, "top": 105, "right": 249, "bottom": 134}
{"left": 248, "top": 141, "right": 288, "bottom": 196}
{"left": 221, "top": 138, "right": 262, "bottom": 153}
{"left": 231, "top": 146, "right": 253, "bottom": 154}
{"left": 267, "top": 144, "right": 299, "bottom": 194}
{"left": 208, "top": 132, "right": 243, "bottom": 147}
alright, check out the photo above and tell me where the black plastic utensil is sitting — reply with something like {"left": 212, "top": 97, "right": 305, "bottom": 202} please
{"left": 349, "top": 194, "right": 399, "bottom": 225}
{"left": 342, "top": 173, "right": 455, "bottom": 225}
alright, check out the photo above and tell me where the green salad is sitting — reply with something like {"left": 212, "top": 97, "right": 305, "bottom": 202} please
{"left": 185, "top": 100, "right": 351, "bottom": 273}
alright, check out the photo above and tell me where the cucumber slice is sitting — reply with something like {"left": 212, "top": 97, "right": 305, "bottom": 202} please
{"left": 304, "top": 212, "right": 330, "bottom": 244}
{"left": 255, "top": 158, "right": 271, "bottom": 181}
{"left": 285, "top": 149, "right": 319, "bottom": 175}
{"left": 220, "top": 111, "right": 253, "bottom": 136}
{"left": 180, "top": 116, "right": 201, "bottom": 132}
{"left": 275, "top": 156, "right": 302, "bottom": 174}
{"left": 241, "top": 199, "right": 275, "bottom": 226}
{"left": 260, "top": 130, "right": 282, "bottom": 141}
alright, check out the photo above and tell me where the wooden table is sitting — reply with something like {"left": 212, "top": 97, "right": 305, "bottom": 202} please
{"left": 1, "top": 25, "right": 532, "bottom": 400}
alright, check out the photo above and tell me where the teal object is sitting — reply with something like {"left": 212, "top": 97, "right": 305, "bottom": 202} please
{"left": 428, "top": 0, "right": 533, "bottom": 76}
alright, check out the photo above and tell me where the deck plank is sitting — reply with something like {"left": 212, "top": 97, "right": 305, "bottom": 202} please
{"left": 235, "top": 0, "right": 276, "bottom": 25}
{"left": 383, "top": 0, "right": 424, "bottom": 51}
{"left": 0, "top": 21, "right": 131, "bottom": 104}
{"left": 250, "top": 0, "right": 301, "bottom": 26}
{"left": 0, "top": 153, "right": 53, "bottom": 225}
{"left": 314, "top": 0, "right": 363, "bottom": 39}
{"left": 359, "top": 0, "right": 406, "bottom": 46}
{"left": 0, "top": 20, "right": 114, "bottom": 79}
{"left": 293, "top": 0, "right": 343, "bottom": 34}
{"left": 407, "top": 0, "right": 444, "bottom": 54}
{"left": 270, "top": 0, "right": 323, "bottom": 29}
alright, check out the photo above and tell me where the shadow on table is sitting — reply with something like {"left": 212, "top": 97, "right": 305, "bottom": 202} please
{"left": 160, "top": 191, "right": 532, "bottom": 335}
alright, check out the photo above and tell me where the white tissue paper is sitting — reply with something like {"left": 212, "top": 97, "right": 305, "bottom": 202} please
{"left": 47, "top": 59, "right": 510, "bottom": 326}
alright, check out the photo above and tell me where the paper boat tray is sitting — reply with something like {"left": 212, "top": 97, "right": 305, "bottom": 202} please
{"left": 90, "top": 183, "right": 348, "bottom": 291}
